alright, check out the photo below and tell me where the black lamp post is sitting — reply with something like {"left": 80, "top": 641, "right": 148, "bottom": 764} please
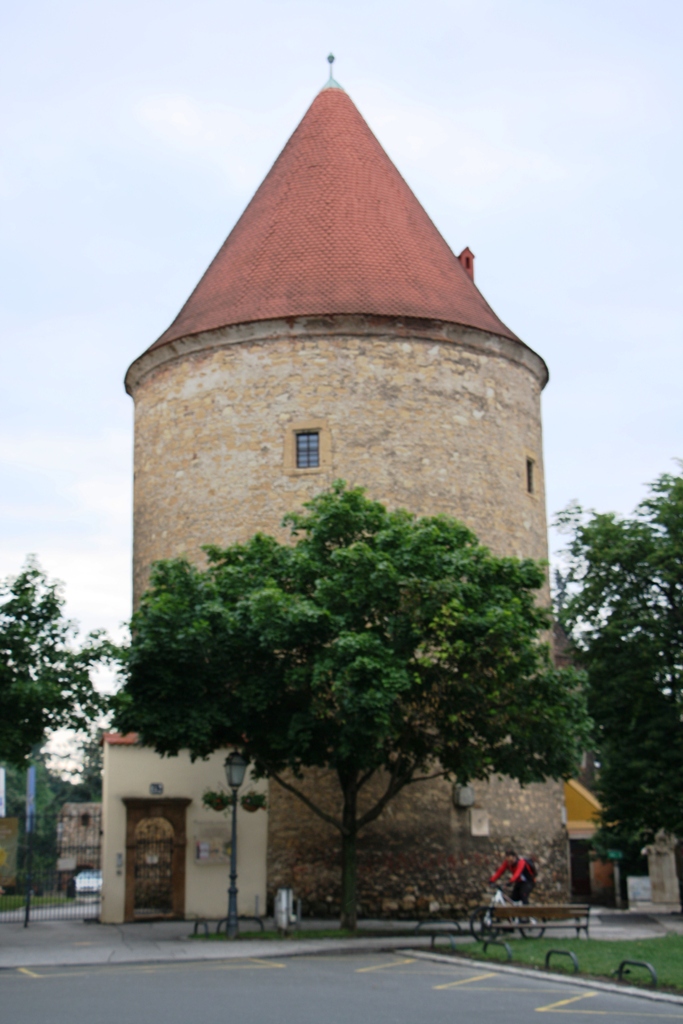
{"left": 224, "top": 751, "right": 248, "bottom": 938}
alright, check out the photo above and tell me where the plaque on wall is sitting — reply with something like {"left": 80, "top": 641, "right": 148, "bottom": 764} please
{"left": 469, "top": 808, "right": 490, "bottom": 837}
{"left": 194, "top": 821, "right": 231, "bottom": 864}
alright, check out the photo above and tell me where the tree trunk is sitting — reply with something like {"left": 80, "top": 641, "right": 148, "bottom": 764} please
{"left": 339, "top": 773, "right": 358, "bottom": 930}
{"left": 340, "top": 829, "right": 358, "bottom": 930}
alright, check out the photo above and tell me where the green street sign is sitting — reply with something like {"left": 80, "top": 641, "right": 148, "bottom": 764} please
{"left": 607, "top": 849, "right": 624, "bottom": 860}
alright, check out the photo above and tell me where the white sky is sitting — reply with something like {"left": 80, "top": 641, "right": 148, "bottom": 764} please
{"left": 1, "top": 0, "right": 681, "bottom": 642}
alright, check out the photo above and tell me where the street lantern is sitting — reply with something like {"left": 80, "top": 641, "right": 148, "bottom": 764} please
{"left": 223, "top": 751, "right": 249, "bottom": 938}
{"left": 224, "top": 751, "right": 248, "bottom": 790}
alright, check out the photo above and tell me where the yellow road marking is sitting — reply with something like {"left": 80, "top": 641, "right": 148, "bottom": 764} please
{"left": 535, "top": 990, "right": 683, "bottom": 1018}
{"left": 434, "top": 972, "right": 497, "bottom": 990}
{"left": 537, "top": 993, "right": 598, "bottom": 1012}
{"left": 534, "top": 1013, "right": 683, "bottom": 1019}
{"left": 13, "top": 959, "right": 288, "bottom": 980}
{"left": 356, "top": 957, "right": 416, "bottom": 973}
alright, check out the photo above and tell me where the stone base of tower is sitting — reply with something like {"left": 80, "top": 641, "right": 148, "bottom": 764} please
{"left": 266, "top": 769, "right": 569, "bottom": 919}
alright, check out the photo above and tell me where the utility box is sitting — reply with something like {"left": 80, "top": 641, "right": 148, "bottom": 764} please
{"left": 453, "top": 784, "right": 475, "bottom": 808}
{"left": 274, "top": 887, "right": 295, "bottom": 931}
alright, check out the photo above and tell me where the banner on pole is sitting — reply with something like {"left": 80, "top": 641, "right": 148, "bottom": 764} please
{"left": 0, "top": 817, "right": 19, "bottom": 886}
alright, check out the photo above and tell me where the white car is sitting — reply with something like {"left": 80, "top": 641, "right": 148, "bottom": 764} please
{"left": 73, "top": 870, "right": 102, "bottom": 894}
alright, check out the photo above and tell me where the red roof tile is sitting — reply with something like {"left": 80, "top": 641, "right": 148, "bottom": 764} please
{"left": 102, "top": 732, "right": 138, "bottom": 745}
{"left": 151, "top": 85, "right": 517, "bottom": 351}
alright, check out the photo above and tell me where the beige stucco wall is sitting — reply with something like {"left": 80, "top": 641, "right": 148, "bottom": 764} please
{"left": 101, "top": 743, "right": 268, "bottom": 923}
{"left": 127, "top": 315, "right": 549, "bottom": 606}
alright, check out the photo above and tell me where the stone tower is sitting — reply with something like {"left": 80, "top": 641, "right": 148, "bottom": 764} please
{"left": 126, "top": 80, "right": 567, "bottom": 915}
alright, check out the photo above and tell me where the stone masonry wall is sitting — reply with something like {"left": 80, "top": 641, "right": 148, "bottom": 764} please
{"left": 266, "top": 770, "right": 569, "bottom": 918}
{"left": 129, "top": 315, "right": 549, "bottom": 606}
{"left": 128, "top": 313, "right": 562, "bottom": 914}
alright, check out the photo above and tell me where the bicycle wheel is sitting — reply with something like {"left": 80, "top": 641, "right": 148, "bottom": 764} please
{"left": 469, "top": 906, "right": 495, "bottom": 939}
{"left": 518, "top": 916, "right": 545, "bottom": 939}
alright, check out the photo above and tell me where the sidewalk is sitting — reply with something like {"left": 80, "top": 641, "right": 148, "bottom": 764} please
{"left": 0, "top": 910, "right": 681, "bottom": 970}
{"left": 0, "top": 918, "right": 434, "bottom": 969}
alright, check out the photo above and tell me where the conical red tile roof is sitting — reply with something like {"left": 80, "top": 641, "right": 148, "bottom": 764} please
{"left": 151, "top": 85, "right": 518, "bottom": 351}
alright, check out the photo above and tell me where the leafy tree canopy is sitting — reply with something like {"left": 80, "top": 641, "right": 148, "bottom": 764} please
{"left": 0, "top": 559, "right": 110, "bottom": 765}
{"left": 115, "top": 482, "right": 590, "bottom": 925}
{"left": 557, "top": 469, "right": 683, "bottom": 849}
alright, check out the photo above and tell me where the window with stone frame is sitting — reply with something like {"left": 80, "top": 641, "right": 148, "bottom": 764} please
{"left": 296, "top": 431, "right": 320, "bottom": 469}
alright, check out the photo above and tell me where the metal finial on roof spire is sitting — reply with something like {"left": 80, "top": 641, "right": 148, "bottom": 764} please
{"left": 323, "top": 52, "right": 343, "bottom": 91}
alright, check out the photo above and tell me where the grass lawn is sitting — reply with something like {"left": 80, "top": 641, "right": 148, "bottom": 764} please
{"left": 448, "top": 934, "right": 683, "bottom": 991}
{"left": 0, "top": 894, "right": 70, "bottom": 911}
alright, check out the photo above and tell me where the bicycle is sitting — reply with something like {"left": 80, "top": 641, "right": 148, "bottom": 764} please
{"left": 469, "top": 885, "right": 545, "bottom": 940}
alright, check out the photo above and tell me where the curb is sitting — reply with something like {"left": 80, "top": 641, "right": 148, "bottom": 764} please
{"left": 399, "top": 948, "right": 683, "bottom": 1007}
{"left": 0, "top": 935, "right": 432, "bottom": 971}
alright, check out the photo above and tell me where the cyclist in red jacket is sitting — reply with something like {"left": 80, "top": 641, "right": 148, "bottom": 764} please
{"left": 489, "top": 848, "right": 535, "bottom": 904}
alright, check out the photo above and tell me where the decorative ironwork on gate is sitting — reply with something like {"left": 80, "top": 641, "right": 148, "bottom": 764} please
{"left": 133, "top": 817, "right": 174, "bottom": 917}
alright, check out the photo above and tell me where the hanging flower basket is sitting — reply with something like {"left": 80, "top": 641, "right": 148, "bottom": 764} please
{"left": 240, "top": 791, "right": 267, "bottom": 813}
{"left": 202, "top": 789, "right": 235, "bottom": 813}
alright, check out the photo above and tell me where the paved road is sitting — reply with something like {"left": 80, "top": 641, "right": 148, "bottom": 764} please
{"left": 2, "top": 951, "right": 681, "bottom": 1024}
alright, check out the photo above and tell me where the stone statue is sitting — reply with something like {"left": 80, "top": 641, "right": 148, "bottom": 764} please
{"left": 641, "top": 830, "right": 680, "bottom": 912}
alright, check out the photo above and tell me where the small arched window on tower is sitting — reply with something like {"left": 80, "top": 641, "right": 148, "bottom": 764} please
{"left": 526, "top": 457, "right": 535, "bottom": 495}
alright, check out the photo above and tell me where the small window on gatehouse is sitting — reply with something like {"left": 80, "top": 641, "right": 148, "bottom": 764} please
{"left": 296, "top": 431, "right": 320, "bottom": 469}
{"left": 526, "top": 457, "right": 535, "bottom": 495}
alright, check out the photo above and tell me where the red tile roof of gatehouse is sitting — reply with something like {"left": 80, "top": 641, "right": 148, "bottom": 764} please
{"left": 151, "top": 84, "right": 518, "bottom": 351}
{"left": 102, "top": 732, "right": 138, "bottom": 745}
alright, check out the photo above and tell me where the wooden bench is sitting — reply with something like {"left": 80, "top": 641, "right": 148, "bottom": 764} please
{"left": 489, "top": 904, "right": 591, "bottom": 939}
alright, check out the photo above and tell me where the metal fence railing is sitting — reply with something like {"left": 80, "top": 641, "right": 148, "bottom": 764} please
{"left": 0, "top": 806, "right": 102, "bottom": 925}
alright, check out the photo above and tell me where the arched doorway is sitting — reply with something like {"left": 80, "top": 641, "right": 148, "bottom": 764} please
{"left": 134, "top": 817, "right": 174, "bottom": 917}
{"left": 123, "top": 798, "right": 190, "bottom": 921}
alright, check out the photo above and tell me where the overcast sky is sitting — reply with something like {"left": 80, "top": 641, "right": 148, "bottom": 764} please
{"left": 1, "top": 0, "right": 681, "bottom": 644}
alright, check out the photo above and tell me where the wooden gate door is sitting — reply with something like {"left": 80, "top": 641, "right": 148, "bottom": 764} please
{"left": 123, "top": 798, "right": 191, "bottom": 922}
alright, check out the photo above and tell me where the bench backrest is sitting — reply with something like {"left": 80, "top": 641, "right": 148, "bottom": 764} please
{"left": 492, "top": 904, "right": 590, "bottom": 920}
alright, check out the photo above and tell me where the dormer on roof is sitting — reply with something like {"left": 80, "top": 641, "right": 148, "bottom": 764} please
{"left": 458, "top": 247, "right": 475, "bottom": 281}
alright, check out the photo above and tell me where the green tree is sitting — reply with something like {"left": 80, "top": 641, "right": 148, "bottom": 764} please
{"left": 68, "top": 729, "right": 104, "bottom": 803}
{"left": 0, "top": 558, "right": 110, "bottom": 765}
{"left": 115, "top": 483, "right": 590, "bottom": 927}
{"left": 557, "top": 469, "right": 683, "bottom": 850}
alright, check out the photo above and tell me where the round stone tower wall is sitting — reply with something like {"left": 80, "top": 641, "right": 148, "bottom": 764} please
{"left": 127, "top": 314, "right": 549, "bottom": 605}
{"left": 126, "top": 313, "right": 566, "bottom": 915}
